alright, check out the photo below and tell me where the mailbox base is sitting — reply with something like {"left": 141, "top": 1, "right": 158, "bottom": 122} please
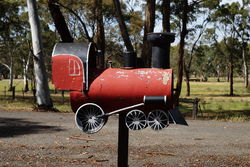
{"left": 118, "top": 112, "right": 129, "bottom": 167}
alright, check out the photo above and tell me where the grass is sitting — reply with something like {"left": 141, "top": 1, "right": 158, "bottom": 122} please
{"left": 0, "top": 78, "right": 250, "bottom": 122}
{"left": 0, "top": 79, "right": 71, "bottom": 112}
{"left": 179, "top": 77, "right": 250, "bottom": 122}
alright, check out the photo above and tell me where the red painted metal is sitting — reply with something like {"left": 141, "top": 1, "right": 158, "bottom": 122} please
{"left": 51, "top": 43, "right": 174, "bottom": 114}
{"left": 69, "top": 68, "right": 173, "bottom": 113}
{"left": 52, "top": 55, "right": 84, "bottom": 91}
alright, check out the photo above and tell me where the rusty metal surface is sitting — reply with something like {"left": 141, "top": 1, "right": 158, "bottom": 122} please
{"left": 69, "top": 68, "right": 173, "bottom": 113}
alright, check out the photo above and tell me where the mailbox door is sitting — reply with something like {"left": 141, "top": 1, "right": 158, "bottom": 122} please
{"left": 52, "top": 54, "right": 84, "bottom": 91}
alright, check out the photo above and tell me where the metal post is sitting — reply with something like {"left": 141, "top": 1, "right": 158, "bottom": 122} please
{"left": 192, "top": 98, "right": 199, "bottom": 119}
{"left": 62, "top": 90, "right": 65, "bottom": 104}
{"left": 12, "top": 86, "right": 15, "bottom": 100}
{"left": 22, "top": 88, "right": 24, "bottom": 99}
{"left": 118, "top": 112, "right": 129, "bottom": 167}
{"left": 4, "top": 86, "right": 6, "bottom": 97}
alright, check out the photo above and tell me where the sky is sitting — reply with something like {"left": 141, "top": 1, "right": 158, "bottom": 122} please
{"left": 160, "top": 0, "right": 244, "bottom": 45}
{"left": 222, "top": 0, "right": 242, "bottom": 4}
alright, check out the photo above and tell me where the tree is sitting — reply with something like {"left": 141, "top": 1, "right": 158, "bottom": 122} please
{"left": 171, "top": 0, "right": 222, "bottom": 100}
{"left": 211, "top": 2, "right": 249, "bottom": 94}
{"left": 0, "top": 0, "right": 22, "bottom": 91}
{"left": 191, "top": 45, "right": 213, "bottom": 81}
{"left": 141, "top": 0, "right": 155, "bottom": 67}
{"left": 27, "top": 0, "right": 53, "bottom": 109}
{"left": 48, "top": 0, "right": 73, "bottom": 42}
{"left": 184, "top": 0, "right": 221, "bottom": 96}
{"left": 228, "top": 1, "right": 250, "bottom": 88}
{"left": 162, "top": 0, "right": 171, "bottom": 33}
{"left": 161, "top": 0, "right": 171, "bottom": 70}
{"left": 184, "top": 14, "right": 212, "bottom": 96}
{"left": 113, "top": 0, "right": 134, "bottom": 53}
{"left": 173, "top": 0, "right": 188, "bottom": 105}
{"left": 95, "top": 0, "right": 105, "bottom": 68}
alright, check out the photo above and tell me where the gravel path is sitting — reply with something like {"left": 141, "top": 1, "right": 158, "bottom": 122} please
{"left": 0, "top": 110, "right": 250, "bottom": 167}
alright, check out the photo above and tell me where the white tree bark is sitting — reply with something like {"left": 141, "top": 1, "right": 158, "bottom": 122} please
{"left": 242, "top": 47, "right": 249, "bottom": 88}
{"left": 0, "top": 61, "right": 13, "bottom": 90}
{"left": 27, "top": 0, "right": 53, "bottom": 108}
{"left": 23, "top": 51, "right": 31, "bottom": 92}
{"left": 9, "top": 55, "right": 13, "bottom": 91}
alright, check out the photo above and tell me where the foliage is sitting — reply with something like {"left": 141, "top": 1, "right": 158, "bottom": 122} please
{"left": 0, "top": 0, "right": 249, "bottom": 112}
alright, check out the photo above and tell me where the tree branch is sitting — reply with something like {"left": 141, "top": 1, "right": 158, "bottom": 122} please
{"left": 187, "top": 18, "right": 209, "bottom": 69}
{"left": 0, "top": 62, "right": 11, "bottom": 71}
{"left": 55, "top": 1, "right": 93, "bottom": 42}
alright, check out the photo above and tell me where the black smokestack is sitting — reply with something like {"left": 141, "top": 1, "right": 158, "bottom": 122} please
{"left": 147, "top": 33, "right": 175, "bottom": 69}
{"left": 123, "top": 51, "right": 137, "bottom": 68}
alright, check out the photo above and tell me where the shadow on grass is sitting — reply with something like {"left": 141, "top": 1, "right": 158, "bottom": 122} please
{"left": 198, "top": 110, "right": 250, "bottom": 121}
{"left": 0, "top": 117, "right": 63, "bottom": 138}
{"left": 189, "top": 93, "right": 250, "bottom": 97}
{"left": 179, "top": 98, "right": 250, "bottom": 121}
{"left": 0, "top": 93, "right": 70, "bottom": 105}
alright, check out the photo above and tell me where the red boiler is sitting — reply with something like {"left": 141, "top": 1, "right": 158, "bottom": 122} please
{"left": 52, "top": 33, "right": 187, "bottom": 134}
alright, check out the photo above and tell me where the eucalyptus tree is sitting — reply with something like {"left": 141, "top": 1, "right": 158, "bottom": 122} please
{"left": 113, "top": 0, "right": 134, "bottom": 53}
{"left": 27, "top": 0, "right": 53, "bottom": 109}
{"left": 222, "top": 1, "right": 250, "bottom": 88}
{"left": 95, "top": 0, "right": 105, "bottom": 68}
{"left": 211, "top": 1, "right": 250, "bottom": 94}
{"left": 48, "top": 0, "right": 74, "bottom": 42}
{"left": 166, "top": 0, "right": 222, "bottom": 98}
{"left": 141, "top": 0, "right": 156, "bottom": 67}
{"left": 0, "top": 0, "right": 26, "bottom": 91}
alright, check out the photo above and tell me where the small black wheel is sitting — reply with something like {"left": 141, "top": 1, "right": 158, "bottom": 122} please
{"left": 125, "top": 109, "right": 147, "bottom": 130}
{"left": 75, "top": 103, "right": 107, "bottom": 134}
{"left": 147, "top": 110, "right": 169, "bottom": 130}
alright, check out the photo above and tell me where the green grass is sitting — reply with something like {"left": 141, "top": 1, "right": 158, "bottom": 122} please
{"left": 0, "top": 78, "right": 250, "bottom": 122}
{"left": 0, "top": 79, "right": 71, "bottom": 112}
{"left": 179, "top": 77, "right": 250, "bottom": 122}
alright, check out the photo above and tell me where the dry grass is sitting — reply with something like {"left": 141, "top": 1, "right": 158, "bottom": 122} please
{"left": 180, "top": 77, "right": 250, "bottom": 121}
{"left": 0, "top": 78, "right": 249, "bottom": 121}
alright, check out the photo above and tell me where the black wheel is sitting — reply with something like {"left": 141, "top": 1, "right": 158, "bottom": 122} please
{"left": 147, "top": 110, "right": 169, "bottom": 130}
{"left": 75, "top": 103, "right": 107, "bottom": 134}
{"left": 125, "top": 109, "right": 147, "bottom": 130}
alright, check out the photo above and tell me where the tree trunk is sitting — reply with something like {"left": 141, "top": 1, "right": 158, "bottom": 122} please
{"left": 7, "top": 49, "right": 14, "bottom": 91}
{"left": 23, "top": 52, "right": 31, "bottom": 92}
{"left": 174, "top": 0, "right": 188, "bottom": 106}
{"left": 113, "top": 0, "right": 134, "bottom": 52}
{"left": 141, "top": 0, "right": 155, "bottom": 67}
{"left": 183, "top": 19, "right": 208, "bottom": 97}
{"left": 8, "top": 58, "right": 13, "bottom": 91}
{"left": 95, "top": 0, "right": 105, "bottom": 68}
{"left": 162, "top": 0, "right": 170, "bottom": 68}
{"left": 48, "top": 0, "right": 73, "bottom": 42}
{"left": 229, "top": 57, "right": 234, "bottom": 96}
{"left": 1, "top": 63, "right": 11, "bottom": 80}
{"left": 216, "top": 65, "right": 220, "bottom": 82}
{"left": 24, "top": 75, "right": 29, "bottom": 92}
{"left": 55, "top": 2, "right": 92, "bottom": 43}
{"left": 27, "top": 0, "right": 53, "bottom": 109}
{"left": 242, "top": 46, "right": 249, "bottom": 88}
{"left": 162, "top": 0, "right": 170, "bottom": 32}
{"left": 184, "top": 64, "right": 190, "bottom": 96}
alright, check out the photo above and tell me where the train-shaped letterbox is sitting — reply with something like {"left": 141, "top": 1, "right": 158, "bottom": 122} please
{"left": 52, "top": 33, "right": 187, "bottom": 134}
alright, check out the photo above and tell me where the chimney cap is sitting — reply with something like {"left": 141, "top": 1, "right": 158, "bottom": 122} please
{"left": 147, "top": 32, "right": 175, "bottom": 44}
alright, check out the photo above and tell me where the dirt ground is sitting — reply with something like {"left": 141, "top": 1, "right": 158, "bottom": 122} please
{"left": 0, "top": 110, "right": 250, "bottom": 167}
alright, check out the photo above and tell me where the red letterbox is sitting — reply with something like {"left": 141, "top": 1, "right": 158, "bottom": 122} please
{"left": 52, "top": 33, "right": 187, "bottom": 134}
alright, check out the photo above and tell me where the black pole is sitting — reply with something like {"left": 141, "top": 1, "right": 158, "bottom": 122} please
{"left": 12, "top": 86, "right": 16, "bottom": 100}
{"left": 118, "top": 112, "right": 129, "bottom": 167}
